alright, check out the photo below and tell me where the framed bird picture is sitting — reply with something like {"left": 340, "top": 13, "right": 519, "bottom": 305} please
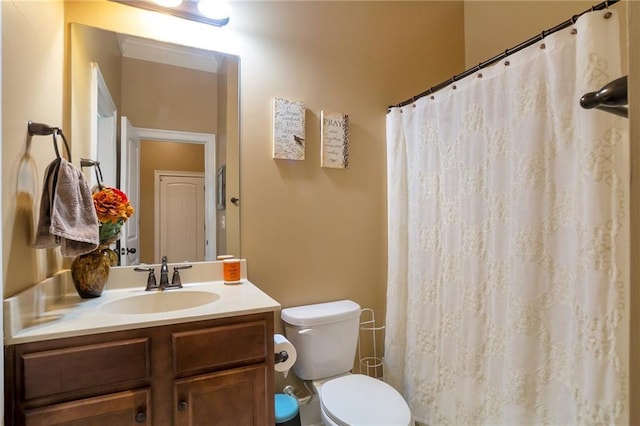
{"left": 273, "top": 97, "right": 306, "bottom": 161}
{"left": 321, "top": 111, "right": 349, "bottom": 169}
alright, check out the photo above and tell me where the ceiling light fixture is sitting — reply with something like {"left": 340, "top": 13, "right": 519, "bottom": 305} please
{"left": 111, "top": 0, "right": 231, "bottom": 27}
{"left": 197, "top": 0, "right": 232, "bottom": 21}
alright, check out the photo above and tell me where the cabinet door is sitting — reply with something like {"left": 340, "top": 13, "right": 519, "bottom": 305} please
{"left": 174, "top": 365, "right": 268, "bottom": 426}
{"left": 24, "top": 388, "right": 150, "bottom": 426}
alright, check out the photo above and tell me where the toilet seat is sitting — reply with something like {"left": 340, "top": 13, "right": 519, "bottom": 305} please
{"left": 319, "top": 374, "right": 412, "bottom": 426}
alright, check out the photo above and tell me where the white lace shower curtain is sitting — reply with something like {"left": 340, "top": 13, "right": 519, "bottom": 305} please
{"left": 385, "top": 10, "right": 628, "bottom": 425}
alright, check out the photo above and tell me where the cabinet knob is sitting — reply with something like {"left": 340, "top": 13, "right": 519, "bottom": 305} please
{"left": 135, "top": 411, "right": 147, "bottom": 423}
{"left": 178, "top": 400, "right": 188, "bottom": 411}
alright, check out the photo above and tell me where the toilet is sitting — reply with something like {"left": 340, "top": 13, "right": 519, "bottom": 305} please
{"left": 281, "top": 300, "right": 412, "bottom": 426}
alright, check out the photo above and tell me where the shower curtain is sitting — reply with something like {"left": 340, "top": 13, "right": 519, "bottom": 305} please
{"left": 385, "top": 9, "right": 628, "bottom": 426}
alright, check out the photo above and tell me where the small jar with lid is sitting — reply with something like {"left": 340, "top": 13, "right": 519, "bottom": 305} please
{"left": 217, "top": 255, "right": 241, "bottom": 284}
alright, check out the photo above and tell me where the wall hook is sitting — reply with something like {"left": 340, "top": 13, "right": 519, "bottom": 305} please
{"left": 80, "top": 158, "right": 104, "bottom": 189}
{"left": 28, "top": 121, "right": 55, "bottom": 136}
{"left": 28, "top": 121, "right": 72, "bottom": 162}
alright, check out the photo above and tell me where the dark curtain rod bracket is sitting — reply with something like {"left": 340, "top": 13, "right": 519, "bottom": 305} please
{"left": 389, "top": 0, "right": 620, "bottom": 111}
{"left": 580, "top": 75, "right": 628, "bottom": 118}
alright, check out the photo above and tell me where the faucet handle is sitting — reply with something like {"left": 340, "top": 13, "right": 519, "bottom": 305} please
{"left": 135, "top": 267, "right": 158, "bottom": 291}
{"left": 170, "top": 264, "right": 193, "bottom": 288}
{"left": 174, "top": 264, "right": 193, "bottom": 271}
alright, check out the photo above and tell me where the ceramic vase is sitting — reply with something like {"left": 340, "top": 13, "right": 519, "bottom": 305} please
{"left": 70, "top": 248, "right": 116, "bottom": 298}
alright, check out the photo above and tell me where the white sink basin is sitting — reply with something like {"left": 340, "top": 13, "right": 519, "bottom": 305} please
{"left": 100, "top": 290, "right": 220, "bottom": 315}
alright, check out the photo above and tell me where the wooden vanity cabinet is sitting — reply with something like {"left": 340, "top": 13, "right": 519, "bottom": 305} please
{"left": 5, "top": 312, "right": 275, "bottom": 426}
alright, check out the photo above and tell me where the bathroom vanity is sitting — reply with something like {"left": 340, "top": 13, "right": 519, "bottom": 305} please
{"left": 3, "top": 261, "right": 280, "bottom": 425}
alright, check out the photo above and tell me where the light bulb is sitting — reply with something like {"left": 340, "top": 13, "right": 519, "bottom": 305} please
{"left": 197, "top": 0, "right": 231, "bottom": 20}
{"left": 151, "top": 0, "right": 182, "bottom": 7}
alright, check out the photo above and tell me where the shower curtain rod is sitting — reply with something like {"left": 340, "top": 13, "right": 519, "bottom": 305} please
{"left": 388, "top": 0, "right": 619, "bottom": 111}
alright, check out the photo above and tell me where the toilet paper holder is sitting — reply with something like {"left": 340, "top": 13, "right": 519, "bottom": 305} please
{"left": 273, "top": 334, "right": 296, "bottom": 377}
{"left": 275, "top": 350, "right": 289, "bottom": 364}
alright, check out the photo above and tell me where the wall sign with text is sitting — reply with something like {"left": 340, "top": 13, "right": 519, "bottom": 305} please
{"left": 321, "top": 111, "right": 349, "bottom": 169}
{"left": 272, "top": 97, "right": 306, "bottom": 161}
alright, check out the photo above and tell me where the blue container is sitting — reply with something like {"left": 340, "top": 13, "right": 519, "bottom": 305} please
{"left": 275, "top": 393, "right": 301, "bottom": 426}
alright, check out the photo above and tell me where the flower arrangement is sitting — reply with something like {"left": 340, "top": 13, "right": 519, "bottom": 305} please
{"left": 93, "top": 186, "right": 135, "bottom": 246}
{"left": 70, "top": 185, "right": 134, "bottom": 298}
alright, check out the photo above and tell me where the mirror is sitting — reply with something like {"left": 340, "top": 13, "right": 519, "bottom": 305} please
{"left": 70, "top": 23, "right": 240, "bottom": 266}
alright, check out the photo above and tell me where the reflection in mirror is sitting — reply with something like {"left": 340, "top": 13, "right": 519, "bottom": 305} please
{"left": 70, "top": 23, "right": 240, "bottom": 266}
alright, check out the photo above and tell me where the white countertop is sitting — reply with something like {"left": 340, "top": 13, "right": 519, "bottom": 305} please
{"left": 4, "top": 260, "right": 281, "bottom": 345}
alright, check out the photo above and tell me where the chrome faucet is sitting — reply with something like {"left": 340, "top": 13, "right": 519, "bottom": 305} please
{"left": 136, "top": 256, "right": 192, "bottom": 291}
{"left": 159, "top": 256, "right": 170, "bottom": 288}
{"left": 160, "top": 256, "right": 193, "bottom": 290}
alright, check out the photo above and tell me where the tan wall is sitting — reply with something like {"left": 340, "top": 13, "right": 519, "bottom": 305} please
{"left": 139, "top": 141, "right": 204, "bottom": 264}
{"left": 70, "top": 23, "right": 122, "bottom": 164}
{"left": 236, "top": 0, "right": 465, "bottom": 324}
{"left": 121, "top": 57, "right": 217, "bottom": 133}
{"left": 2, "top": 1, "right": 65, "bottom": 298}
{"left": 464, "top": 1, "right": 627, "bottom": 71}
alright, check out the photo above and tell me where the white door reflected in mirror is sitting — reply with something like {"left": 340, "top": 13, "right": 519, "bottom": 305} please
{"left": 120, "top": 117, "right": 141, "bottom": 266}
{"left": 90, "top": 63, "right": 117, "bottom": 190}
{"left": 156, "top": 172, "right": 206, "bottom": 263}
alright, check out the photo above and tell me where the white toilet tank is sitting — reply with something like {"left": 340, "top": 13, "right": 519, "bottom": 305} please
{"left": 281, "top": 300, "right": 361, "bottom": 380}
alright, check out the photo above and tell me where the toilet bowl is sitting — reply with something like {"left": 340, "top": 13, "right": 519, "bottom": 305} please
{"left": 281, "top": 300, "right": 412, "bottom": 426}
{"left": 315, "top": 374, "right": 412, "bottom": 426}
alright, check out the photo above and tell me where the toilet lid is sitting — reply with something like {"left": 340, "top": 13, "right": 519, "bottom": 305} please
{"left": 321, "top": 374, "right": 411, "bottom": 426}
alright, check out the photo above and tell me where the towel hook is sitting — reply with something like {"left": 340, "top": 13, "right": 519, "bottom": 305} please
{"left": 52, "top": 129, "right": 72, "bottom": 163}
{"left": 28, "top": 121, "right": 72, "bottom": 162}
{"left": 80, "top": 158, "right": 104, "bottom": 190}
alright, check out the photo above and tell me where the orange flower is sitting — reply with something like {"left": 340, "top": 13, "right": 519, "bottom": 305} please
{"left": 93, "top": 187, "right": 135, "bottom": 224}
